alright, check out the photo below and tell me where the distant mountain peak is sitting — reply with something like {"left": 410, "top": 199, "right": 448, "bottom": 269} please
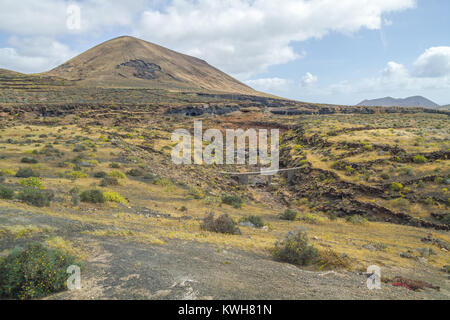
{"left": 357, "top": 96, "right": 439, "bottom": 109}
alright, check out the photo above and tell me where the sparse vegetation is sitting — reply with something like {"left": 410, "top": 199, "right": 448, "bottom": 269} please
{"left": 201, "top": 212, "right": 241, "bottom": 235}
{"left": 17, "top": 187, "right": 53, "bottom": 207}
{"left": 103, "top": 191, "right": 128, "bottom": 205}
{"left": 0, "top": 185, "right": 14, "bottom": 199}
{"left": 19, "top": 177, "right": 43, "bottom": 189}
{"left": 80, "top": 189, "right": 105, "bottom": 204}
{"left": 0, "top": 243, "right": 78, "bottom": 300}
{"left": 271, "top": 230, "right": 319, "bottom": 266}
{"left": 346, "top": 215, "right": 368, "bottom": 225}
{"left": 221, "top": 194, "right": 243, "bottom": 209}
{"left": 240, "top": 215, "right": 264, "bottom": 228}
{"left": 15, "top": 168, "right": 39, "bottom": 178}
{"left": 280, "top": 209, "right": 298, "bottom": 221}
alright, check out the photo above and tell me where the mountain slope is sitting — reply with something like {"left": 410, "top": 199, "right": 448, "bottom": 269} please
{"left": 42, "top": 36, "right": 258, "bottom": 95}
{"left": 357, "top": 96, "right": 439, "bottom": 109}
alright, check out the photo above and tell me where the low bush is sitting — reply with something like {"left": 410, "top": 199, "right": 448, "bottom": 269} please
{"left": 390, "top": 182, "right": 404, "bottom": 192}
{"left": 93, "top": 171, "right": 107, "bottom": 178}
{"left": 280, "top": 209, "right": 298, "bottom": 221}
{"left": 0, "top": 169, "right": 16, "bottom": 176}
{"left": 0, "top": 185, "right": 14, "bottom": 199}
{"left": 0, "top": 243, "right": 78, "bottom": 300}
{"left": 100, "top": 177, "right": 119, "bottom": 186}
{"left": 66, "top": 171, "right": 88, "bottom": 180}
{"left": 188, "top": 186, "right": 205, "bottom": 199}
{"left": 108, "top": 170, "right": 126, "bottom": 179}
{"left": 126, "top": 169, "right": 143, "bottom": 177}
{"left": 103, "top": 191, "right": 128, "bottom": 205}
{"left": 80, "top": 189, "right": 105, "bottom": 204}
{"left": 109, "top": 162, "right": 121, "bottom": 169}
{"left": 19, "top": 177, "right": 43, "bottom": 189}
{"left": 392, "top": 198, "right": 410, "bottom": 208}
{"left": 380, "top": 173, "right": 390, "bottom": 180}
{"left": 201, "top": 212, "right": 241, "bottom": 235}
{"left": 345, "top": 215, "right": 368, "bottom": 225}
{"left": 423, "top": 197, "right": 435, "bottom": 206}
{"left": 300, "top": 213, "right": 323, "bottom": 224}
{"left": 317, "top": 249, "right": 351, "bottom": 270}
{"left": 271, "top": 230, "right": 319, "bottom": 266}
{"left": 15, "top": 168, "right": 39, "bottom": 178}
{"left": 221, "top": 194, "right": 243, "bottom": 209}
{"left": 20, "top": 157, "right": 38, "bottom": 164}
{"left": 17, "top": 187, "right": 53, "bottom": 207}
{"left": 239, "top": 215, "right": 264, "bottom": 228}
{"left": 152, "top": 177, "right": 173, "bottom": 187}
{"left": 442, "top": 214, "right": 450, "bottom": 225}
{"left": 413, "top": 154, "right": 427, "bottom": 164}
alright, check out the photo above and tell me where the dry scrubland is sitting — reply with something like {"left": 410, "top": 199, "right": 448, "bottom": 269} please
{"left": 0, "top": 101, "right": 449, "bottom": 299}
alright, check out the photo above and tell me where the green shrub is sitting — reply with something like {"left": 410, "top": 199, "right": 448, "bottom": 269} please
{"left": 435, "top": 177, "right": 445, "bottom": 184}
{"left": 390, "top": 182, "right": 404, "bottom": 191}
{"left": 73, "top": 144, "right": 87, "bottom": 152}
{"left": 271, "top": 230, "right": 319, "bottom": 266}
{"left": 345, "top": 215, "right": 368, "bottom": 224}
{"left": 300, "top": 213, "right": 323, "bottom": 224}
{"left": 397, "top": 167, "right": 414, "bottom": 176}
{"left": 345, "top": 166, "right": 356, "bottom": 176}
{"left": 280, "top": 209, "right": 298, "bottom": 221}
{"left": 108, "top": 170, "right": 126, "bottom": 179}
{"left": 221, "top": 194, "right": 243, "bottom": 208}
{"left": 380, "top": 173, "right": 390, "bottom": 180}
{"left": 17, "top": 187, "right": 53, "bottom": 207}
{"left": 0, "top": 169, "right": 16, "bottom": 176}
{"left": 66, "top": 171, "right": 88, "bottom": 180}
{"left": 109, "top": 162, "right": 121, "bottom": 169}
{"left": 152, "top": 177, "right": 173, "bottom": 186}
{"left": 317, "top": 249, "right": 351, "bottom": 270}
{"left": 20, "top": 157, "right": 38, "bottom": 164}
{"left": 19, "top": 177, "right": 43, "bottom": 189}
{"left": 201, "top": 212, "right": 241, "bottom": 235}
{"left": 143, "top": 174, "right": 157, "bottom": 181}
{"left": 0, "top": 185, "right": 14, "bottom": 199}
{"left": 93, "top": 171, "right": 107, "bottom": 178}
{"left": 413, "top": 155, "right": 427, "bottom": 164}
{"left": 80, "top": 189, "right": 105, "bottom": 204}
{"left": 15, "top": 168, "right": 39, "bottom": 178}
{"left": 127, "top": 169, "right": 143, "bottom": 177}
{"left": 240, "top": 215, "right": 264, "bottom": 228}
{"left": 0, "top": 243, "right": 78, "bottom": 300}
{"left": 100, "top": 177, "right": 119, "bottom": 186}
{"left": 188, "top": 186, "right": 205, "bottom": 199}
{"left": 392, "top": 198, "right": 410, "bottom": 208}
{"left": 442, "top": 214, "right": 450, "bottom": 225}
{"left": 103, "top": 191, "right": 128, "bottom": 205}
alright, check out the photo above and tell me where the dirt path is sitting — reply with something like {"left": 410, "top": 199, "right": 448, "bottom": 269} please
{"left": 1, "top": 207, "right": 448, "bottom": 300}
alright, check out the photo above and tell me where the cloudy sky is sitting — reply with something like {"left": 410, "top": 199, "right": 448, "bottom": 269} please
{"left": 0, "top": 0, "right": 449, "bottom": 105}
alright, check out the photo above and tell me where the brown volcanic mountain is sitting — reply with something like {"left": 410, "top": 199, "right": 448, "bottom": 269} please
{"left": 43, "top": 36, "right": 258, "bottom": 95}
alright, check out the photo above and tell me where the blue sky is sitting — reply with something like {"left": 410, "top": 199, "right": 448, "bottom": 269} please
{"left": 0, "top": 0, "right": 449, "bottom": 105}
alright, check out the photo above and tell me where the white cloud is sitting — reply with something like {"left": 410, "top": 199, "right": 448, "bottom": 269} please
{"left": 0, "top": 0, "right": 145, "bottom": 36}
{"left": 300, "top": 72, "right": 318, "bottom": 87}
{"left": 0, "top": 37, "right": 75, "bottom": 73}
{"left": 320, "top": 48, "right": 450, "bottom": 99}
{"left": 133, "top": 0, "right": 416, "bottom": 77}
{"left": 413, "top": 46, "right": 450, "bottom": 78}
{"left": 0, "top": 0, "right": 417, "bottom": 77}
{"left": 245, "top": 77, "right": 289, "bottom": 92}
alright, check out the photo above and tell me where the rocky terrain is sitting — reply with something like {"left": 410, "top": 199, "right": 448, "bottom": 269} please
{"left": 0, "top": 36, "right": 448, "bottom": 301}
